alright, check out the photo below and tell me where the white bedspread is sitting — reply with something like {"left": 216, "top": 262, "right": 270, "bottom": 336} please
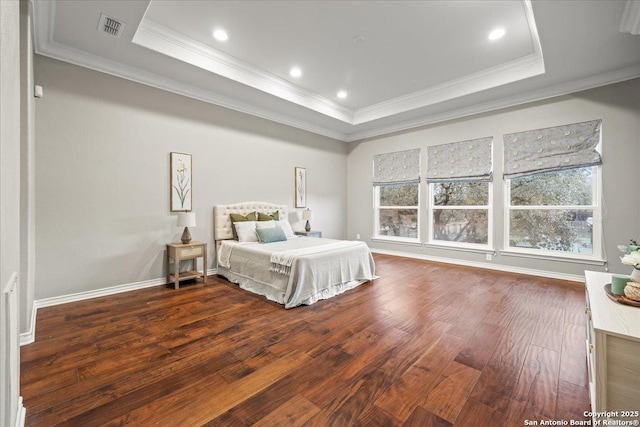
{"left": 269, "top": 240, "right": 365, "bottom": 276}
{"left": 217, "top": 237, "right": 376, "bottom": 308}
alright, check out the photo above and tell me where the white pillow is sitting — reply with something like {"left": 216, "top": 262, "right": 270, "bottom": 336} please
{"left": 256, "top": 220, "right": 276, "bottom": 229}
{"left": 234, "top": 221, "right": 258, "bottom": 243}
{"left": 277, "top": 219, "right": 295, "bottom": 238}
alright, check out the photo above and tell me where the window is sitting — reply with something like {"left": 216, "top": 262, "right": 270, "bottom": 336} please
{"left": 426, "top": 137, "right": 493, "bottom": 249}
{"left": 503, "top": 120, "right": 602, "bottom": 260}
{"left": 374, "top": 183, "right": 419, "bottom": 240}
{"left": 506, "top": 167, "right": 600, "bottom": 257}
{"left": 373, "top": 148, "right": 421, "bottom": 242}
{"left": 429, "top": 181, "right": 491, "bottom": 247}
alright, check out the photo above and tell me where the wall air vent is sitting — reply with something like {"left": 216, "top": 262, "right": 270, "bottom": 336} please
{"left": 98, "top": 13, "right": 125, "bottom": 38}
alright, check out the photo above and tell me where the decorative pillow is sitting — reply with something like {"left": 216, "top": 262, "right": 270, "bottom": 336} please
{"left": 230, "top": 212, "right": 257, "bottom": 239}
{"left": 256, "top": 226, "right": 287, "bottom": 243}
{"left": 276, "top": 219, "right": 295, "bottom": 238}
{"left": 256, "top": 220, "right": 276, "bottom": 229}
{"left": 234, "top": 221, "right": 258, "bottom": 243}
{"left": 257, "top": 211, "right": 280, "bottom": 221}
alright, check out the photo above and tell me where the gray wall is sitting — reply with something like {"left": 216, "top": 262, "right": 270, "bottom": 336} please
{"left": 30, "top": 55, "right": 640, "bottom": 296}
{"left": 1, "top": 0, "right": 22, "bottom": 425}
{"left": 347, "top": 78, "right": 640, "bottom": 278}
{"left": 34, "top": 56, "right": 347, "bottom": 300}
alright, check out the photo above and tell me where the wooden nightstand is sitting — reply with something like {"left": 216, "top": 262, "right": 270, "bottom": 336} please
{"left": 166, "top": 241, "right": 207, "bottom": 289}
{"left": 295, "top": 230, "right": 322, "bottom": 238}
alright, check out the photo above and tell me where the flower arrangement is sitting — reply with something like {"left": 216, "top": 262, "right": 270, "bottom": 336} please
{"left": 618, "top": 239, "right": 639, "bottom": 254}
{"left": 619, "top": 239, "right": 640, "bottom": 268}
{"left": 618, "top": 239, "right": 640, "bottom": 286}
{"left": 622, "top": 251, "right": 640, "bottom": 269}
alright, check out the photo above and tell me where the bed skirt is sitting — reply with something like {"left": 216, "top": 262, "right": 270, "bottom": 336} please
{"left": 217, "top": 266, "right": 372, "bottom": 308}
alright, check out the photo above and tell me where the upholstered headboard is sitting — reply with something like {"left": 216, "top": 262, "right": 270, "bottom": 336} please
{"left": 213, "top": 201, "right": 288, "bottom": 242}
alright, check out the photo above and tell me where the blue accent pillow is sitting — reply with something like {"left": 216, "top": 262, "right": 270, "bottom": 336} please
{"left": 256, "top": 226, "right": 287, "bottom": 243}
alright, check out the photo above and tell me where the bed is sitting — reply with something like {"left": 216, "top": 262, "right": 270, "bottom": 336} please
{"left": 214, "top": 201, "right": 376, "bottom": 308}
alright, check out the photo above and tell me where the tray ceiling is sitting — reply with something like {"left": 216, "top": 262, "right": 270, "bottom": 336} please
{"left": 33, "top": 0, "right": 640, "bottom": 141}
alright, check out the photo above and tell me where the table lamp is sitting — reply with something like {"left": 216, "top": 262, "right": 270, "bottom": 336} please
{"left": 177, "top": 212, "right": 196, "bottom": 244}
{"left": 302, "top": 208, "right": 312, "bottom": 232}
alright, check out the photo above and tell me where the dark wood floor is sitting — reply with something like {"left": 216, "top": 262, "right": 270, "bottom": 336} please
{"left": 21, "top": 254, "right": 591, "bottom": 426}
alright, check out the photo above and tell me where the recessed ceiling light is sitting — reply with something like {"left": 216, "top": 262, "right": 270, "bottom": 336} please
{"left": 488, "top": 28, "right": 505, "bottom": 41}
{"left": 290, "top": 67, "right": 302, "bottom": 78}
{"left": 337, "top": 90, "right": 347, "bottom": 99}
{"left": 213, "top": 29, "right": 228, "bottom": 41}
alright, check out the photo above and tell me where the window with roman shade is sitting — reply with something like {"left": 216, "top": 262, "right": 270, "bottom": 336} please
{"left": 373, "top": 149, "right": 421, "bottom": 241}
{"left": 426, "top": 138, "right": 493, "bottom": 248}
{"left": 426, "top": 137, "right": 493, "bottom": 183}
{"left": 373, "top": 148, "right": 421, "bottom": 186}
{"left": 503, "top": 120, "right": 602, "bottom": 260}
{"left": 503, "top": 120, "right": 602, "bottom": 178}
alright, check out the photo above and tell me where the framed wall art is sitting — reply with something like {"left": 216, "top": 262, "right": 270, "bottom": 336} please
{"left": 295, "top": 167, "right": 306, "bottom": 208}
{"left": 170, "top": 152, "right": 192, "bottom": 212}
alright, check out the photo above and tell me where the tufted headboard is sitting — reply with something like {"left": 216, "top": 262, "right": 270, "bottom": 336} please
{"left": 213, "top": 201, "right": 288, "bottom": 242}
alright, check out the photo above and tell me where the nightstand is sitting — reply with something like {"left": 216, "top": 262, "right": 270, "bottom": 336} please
{"left": 295, "top": 230, "right": 322, "bottom": 238}
{"left": 166, "top": 241, "right": 207, "bottom": 289}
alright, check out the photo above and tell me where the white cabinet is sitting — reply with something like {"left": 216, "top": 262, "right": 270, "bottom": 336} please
{"left": 585, "top": 271, "right": 640, "bottom": 415}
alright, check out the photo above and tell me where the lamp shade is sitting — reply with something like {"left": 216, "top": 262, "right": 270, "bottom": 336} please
{"left": 302, "top": 209, "right": 312, "bottom": 220}
{"left": 177, "top": 212, "right": 196, "bottom": 228}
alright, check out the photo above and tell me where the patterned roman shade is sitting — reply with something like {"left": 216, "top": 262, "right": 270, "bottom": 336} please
{"left": 503, "top": 120, "right": 602, "bottom": 178}
{"left": 426, "top": 137, "right": 493, "bottom": 183}
{"left": 373, "top": 148, "right": 421, "bottom": 186}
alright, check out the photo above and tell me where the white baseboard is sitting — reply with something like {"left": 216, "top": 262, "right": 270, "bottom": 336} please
{"left": 371, "top": 248, "right": 586, "bottom": 283}
{"left": 20, "top": 268, "right": 218, "bottom": 346}
{"left": 19, "top": 303, "right": 37, "bottom": 345}
{"left": 14, "top": 396, "right": 26, "bottom": 427}
{"left": 35, "top": 276, "right": 167, "bottom": 309}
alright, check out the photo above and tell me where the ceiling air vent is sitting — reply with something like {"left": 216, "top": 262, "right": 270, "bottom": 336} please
{"left": 98, "top": 13, "right": 125, "bottom": 38}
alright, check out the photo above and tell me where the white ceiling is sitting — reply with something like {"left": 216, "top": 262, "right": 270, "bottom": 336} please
{"left": 33, "top": 0, "right": 640, "bottom": 142}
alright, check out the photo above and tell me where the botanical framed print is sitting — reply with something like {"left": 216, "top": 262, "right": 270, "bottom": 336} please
{"left": 170, "top": 152, "right": 192, "bottom": 212}
{"left": 295, "top": 167, "right": 306, "bottom": 208}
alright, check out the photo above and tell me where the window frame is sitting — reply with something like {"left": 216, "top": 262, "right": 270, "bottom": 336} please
{"left": 503, "top": 165, "right": 602, "bottom": 261}
{"left": 426, "top": 181, "right": 494, "bottom": 251}
{"left": 372, "top": 184, "right": 421, "bottom": 244}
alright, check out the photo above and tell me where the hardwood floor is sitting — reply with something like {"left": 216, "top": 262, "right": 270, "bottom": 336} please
{"left": 21, "top": 254, "right": 592, "bottom": 426}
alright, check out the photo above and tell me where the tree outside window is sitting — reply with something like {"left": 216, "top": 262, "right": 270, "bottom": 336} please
{"left": 429, "top": 182, "right": 491, "bottom": 247}
{"left": 374, "top": 183, "right": 419, "bottom": 239}
{"left": 506, "top": 167, "right": 597, "bottom": 255}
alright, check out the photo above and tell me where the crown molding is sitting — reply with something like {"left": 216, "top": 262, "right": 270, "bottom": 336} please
{"left": 352, "top": 0, "right": 544, "bottom": 124}
{"left": 345, "top": 63, "right": 640, "bottom": 142}
{"left": 31, "top": 2, "right": 347, "bottom": 141}
{"left": 135, "top": 4, "right": 546, "bottom": 127}
{"left": 35, "top": 40, "right": 349, "bottom": 141}
{"left": 132, "top": 18, "right": 355, "bottom": 124}
{"left": 620, "top": 0, "right": 640, "bottom": 35}
{"left": 31, "top": 0, "right": 640, "bottom": 144}
{"left": 353, "top": 53, "right": 544, "bottom": 125}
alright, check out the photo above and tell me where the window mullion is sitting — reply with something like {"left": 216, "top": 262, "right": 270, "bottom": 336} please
{"left": 432, "top": 205, "right": 489, "bottom": 210}
{"left": 508, "top": 205, "right": 596, "bottom": 210}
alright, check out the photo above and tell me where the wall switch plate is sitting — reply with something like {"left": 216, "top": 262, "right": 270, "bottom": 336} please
{"left": 486, "top": 254, "right": 492, "bottom": 261}
{"left": 356, "top": 234, "right": 360, "bottom": 239}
